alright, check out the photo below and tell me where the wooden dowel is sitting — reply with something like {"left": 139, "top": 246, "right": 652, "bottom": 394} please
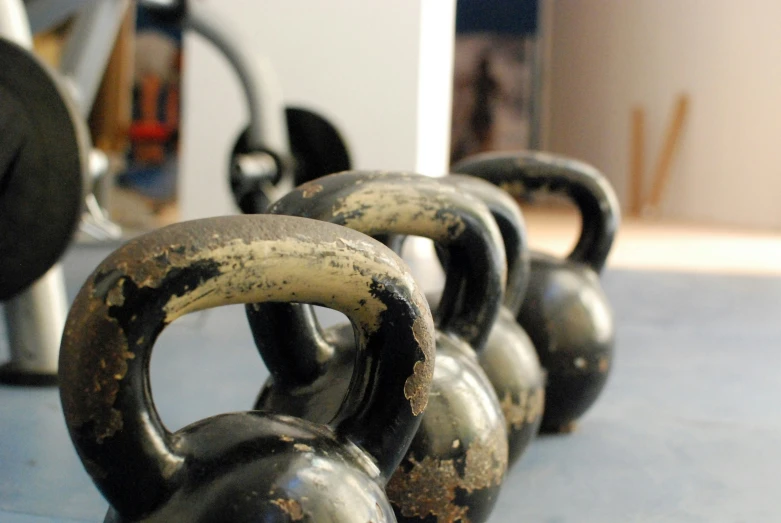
{"left": 646, "top": 93, "right": 689, "bottom": 212}
{"left": 89, "top": 5, "right": 135, "bottom": 152}
{"left": 629, "top": 106, "right": 645, "bottom": 217}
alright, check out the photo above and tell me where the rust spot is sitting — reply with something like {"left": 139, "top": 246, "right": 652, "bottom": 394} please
{"left": 386, "top": 430, "right": 508, "bottom": 522}
{"left": 388, "top": 456, "right": 468, "bottom": 521}
{"left": 271, "top": 498, "right": 304, "bottom": 520}
{"left": 82, "top": 457, "right": 108, "bottom": 480}
{"left": 461, "top": 431, "right": 508, "bottom": 491}
{"left": 63, "top": 273, "right": 137, "bottom": 443}
{"left": 500, "top": 390, "right": 526, "bottom": 430}
{"left": 301, "top": 183, "right": 324, "bottom": 198}
{"left": 61, "top": 239, "right": 221, "bottom": 446}
{"left": 105, "top": 281, "right": 125, "bottom": 307}
{"left": 525, "top": 388, "right": 545, "bottom": 424}
{"left": 498, "top": 180, "right": 526, "bottom": 198}
{"left": 598, "top": 356, "right": 610, "bottom": 373}
{"left": 404, "top": 314, "right": 436, "bottom": 416}
{"left": 95, "top": 406, "right": 124, "bottom": 442}
{"left": 500, "top": 387, "right": 545, "bottom": 430}
{"left": 557, "top": 421, "right": 578, "bottom": 434}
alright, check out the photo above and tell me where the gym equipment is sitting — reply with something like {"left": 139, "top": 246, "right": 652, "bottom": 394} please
{"left": 139, "top": 0, "right": 350, "bottom": 215}
{"left": 249, "top": 172, "right": 509, "bottom": 523}
{"left": 59, "top": 214, "right": 435, "bottom": 522}
{"left": 0, "top": 37, "right": 88, "bottom": 301}
{"left": 230, "top": 107, "right": 350, "bottom": 214}
{"left": 139, "top": 0, "right": 293, "bottom": 205}
{"left": 0, "top": 0, "right": 96, "bottom": 384}
{"left": 284, "top": 107, "right": 350, "bottom": 186}
{"left": 442, "top": 174, "right": 545, "bottom": 466}
{"left": 452, "top": 150, "right": 620, "bottom": 433}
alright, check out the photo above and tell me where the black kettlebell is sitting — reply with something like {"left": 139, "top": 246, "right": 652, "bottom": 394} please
{"left": 452, "top": 151, "right": 620, "bottom": 433}
{"left": 248, "top": 172, "right": 509, "bottom": 523}
{"left": 438, "top": 174, "right": 546, "bottom": 466}
{"left": 59, "top": 215, "right": 436, "bottom": 522}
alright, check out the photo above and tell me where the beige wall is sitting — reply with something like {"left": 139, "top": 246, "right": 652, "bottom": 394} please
{"left": 546, "top": 0, "right": 781, "bottom": 229}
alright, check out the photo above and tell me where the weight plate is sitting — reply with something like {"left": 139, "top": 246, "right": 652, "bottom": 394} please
{"left": 228, "top": 107, "right": 350, "bottom": 214}
{"left": 286, "top": 107, "right": 351, "bottom": 186}
{"left": 0, "top": 38, "right": 89, "bottom": 300}
{"left": 228, "top": 128, "right": 284, "bottom": 214}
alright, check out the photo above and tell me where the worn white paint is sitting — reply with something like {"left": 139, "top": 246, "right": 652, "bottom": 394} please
{"left": 162, "top": 236, "right": 413, "bottom": 334}
{"left": 328, "top": 180, "right": 508, "bottom": 289}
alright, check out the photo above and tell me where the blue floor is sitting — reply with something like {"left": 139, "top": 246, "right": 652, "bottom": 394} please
{"left": 1, "top": 244, "right": 780, "bottom": 522}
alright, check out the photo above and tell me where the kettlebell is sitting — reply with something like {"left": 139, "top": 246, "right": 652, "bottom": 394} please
{"left": 59, "top": 214, "right": 436, "bottom": 522}
{"left": 452, "top": 150, "right": 620, "bottom": 433}
{"left": 248, "top": 172, "right": 510, "bottom": 523}
{"left": 438, "top": 174, "right": 546, "bottom": 466}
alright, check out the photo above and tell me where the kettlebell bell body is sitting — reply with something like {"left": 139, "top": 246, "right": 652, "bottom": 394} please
{"left": 452, "top": 151, "right": 620, "bottom": 433}
{"left": 59, "top": 215, "right": 435, "bottom": 522}
{"left": 440, "top": 174, "right": 545, "bottom": 466}
{"left": 478, "top": 308, "right": 545, "bottom": 461}
{"left": 249, "top": 172, "right": 509, "bottom": 522}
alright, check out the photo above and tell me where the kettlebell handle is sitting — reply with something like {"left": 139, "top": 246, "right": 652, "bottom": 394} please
{"left": 443, "top": 174, "right": 530, "bottom": 316}
{"left": 452, "top": 151, "right": 621, "bottom": 273}
{"left": 58, "top": 215, "right": 435, "bottom": 515}
{"left": 248, "top": 171, "right": 506, "bottom": 389}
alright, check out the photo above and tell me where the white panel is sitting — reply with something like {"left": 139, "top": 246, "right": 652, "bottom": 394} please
{"left": 416, "top": 0, "right": 456, "bottom": 177}
{"left": 179, "top": 0, "right": 455, "bottom": 220}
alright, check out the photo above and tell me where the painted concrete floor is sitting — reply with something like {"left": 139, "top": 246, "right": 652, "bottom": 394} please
{"left": 1, "top": 236, "right": 780, "bottom": 522}
{"left": 521, "top": 207, "right": 781, "bottom": 277}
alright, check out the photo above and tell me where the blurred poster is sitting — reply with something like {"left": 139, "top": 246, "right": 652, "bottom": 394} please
{"left": 451, "top": 0, "right": 540, "bottom": 165}
{"left": 118, "top": 6, "right": 182, "bottom": 205}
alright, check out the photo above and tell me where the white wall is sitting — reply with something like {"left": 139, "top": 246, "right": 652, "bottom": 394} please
{"left": 547, "top": 0, "right": 781, "bottom": 229}
{"left": 179, "top": 0, "right": 456, "bottom": 221}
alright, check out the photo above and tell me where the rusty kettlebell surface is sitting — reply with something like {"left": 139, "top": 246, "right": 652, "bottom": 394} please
{"left": 437, "top": 174, "right": 546, "bottom": 467}
{"left": 452, "top": 151, "right": 620, "bottom": 433}
{"left": 248, "top": 171, "right": 510, "bottom": 523}
{"left": 58, "top": 215, "right": 435, "bottom": 522}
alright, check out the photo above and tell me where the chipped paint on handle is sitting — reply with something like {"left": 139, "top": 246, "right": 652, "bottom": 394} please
{"left": 331, "top": 182, "right": 468, "bottom": 244}
{"left": 451, "top": 151, "right": 620, "bottom": 274}
{"left": 452, "top": 151, "right": 618, "bottom": 433}
{"left": 442, "top": 174, "right": 530, "bottom": 316}
{"left": 267, "top": 171, "right": 507, "bottom": 352}
{"left": 161, "top": 236, "right": 409, "bottom": 333}
{"left": 58, "top": 214, "right": 435, "bottom": 516}
{"left": 253, "top": 172, "right": 512, "bottom": 522}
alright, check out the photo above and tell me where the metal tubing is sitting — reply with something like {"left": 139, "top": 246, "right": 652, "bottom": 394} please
{"left": 58, "top": 0, "right": 129, "bottom": 116}
{"left": 0, "top": 2, "right": 67, "bottom": 384}
{"left": 24, "top": 0, "right": 98, "bottom": 34}
{"left": 0, "top": 0, "right": 33, "bottom": 48}
{"left": 0, "top": 265, "right": 67, "bottom": 384}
